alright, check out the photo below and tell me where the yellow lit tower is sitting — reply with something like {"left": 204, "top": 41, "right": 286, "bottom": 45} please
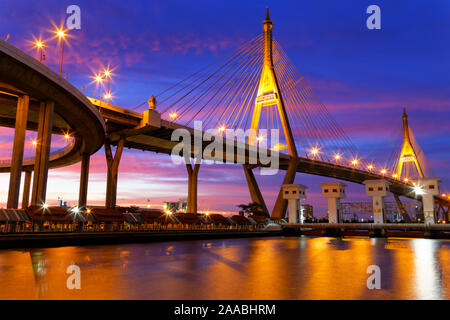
{"left": 249, "top": 8, "right": 298, "bottom": 158}
{"left": 396, "top": 107, "right": 424, "bottom": 178}
{"left": 248, "top": 8, "right": 299, "bottom": 219}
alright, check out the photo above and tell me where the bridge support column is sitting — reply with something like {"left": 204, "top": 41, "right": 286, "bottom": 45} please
{"left": 105, "top": 137, "right": 125, "bottom": 209}
{"left": 319, "top": 182, "right": 346, "bottom": 223}
{"left": 271, "top": 158, "right": 298, "bottom": 219}
{"left": 417, "top": 178, "right": 440, "bottom": 224}
{"left": 186, "top": 161, "right": 200, "bottom": 213}
{"left": 78, "top": 153, "right": 90, "bottom": 209}
{"left": 243, "top": 165, "right": 269, "bottom": 216}
{"left": 21, "top": 170, "right": 32, "bottom": 209}
{"left": 7, "top": 95, "right": 29, "bottom": 209}
{"left": 393, "top": 194, "right": 411, "bottom": 222}
{"left": 281, "top": 184, "right": 306, "bottom": 224}
{"left": 31, "top": 101, "right": 54, "bottom": 206}
{"left": 363, "top": 180, "right": 391, "bottom": 224}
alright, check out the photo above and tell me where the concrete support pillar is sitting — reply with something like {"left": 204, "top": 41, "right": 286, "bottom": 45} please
{"left": 271, "top": 158, "right": 298, "bottom": 219}
{"left": 105, "top": 137, "right": 125, "bottom": 209}
{"left": 319, "top": 182, "right": 346, "bottom": 223}
{"left": 281, "top": 184, "right": 306, "bottom": 224}
{"left": 186, "top": 161, "right": 200, "bottom": 213}
{"left": 78, "top": 153, "right": 90, "bottom": 209}
{"left": 7, "top": 95, "right": 29, "bottom": 209}
{"left": 363, "top": 180, "right": 391, "bottom": 224}
{"left": 416, "top": 178, "right": 440, "bottom": 224}
{"left": 243, "top": 165, "right": 269, "bottom": 216}
{"left": 393, "top": 194, "right": 411, "bottom": 222}
{"left": 31, "top": 101, "right": 54, "bottom": 206}
{"left": 21, "top": 170, "right": 32, "bottom": 209}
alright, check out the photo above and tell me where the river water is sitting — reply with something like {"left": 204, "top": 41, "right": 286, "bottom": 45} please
{"left": 0, "top": 236, "right": 449, "bottom": 300}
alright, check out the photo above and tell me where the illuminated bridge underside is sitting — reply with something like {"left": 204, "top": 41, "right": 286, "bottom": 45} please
{"left": 94, "top": 101, "right": 429, "bottom": 203}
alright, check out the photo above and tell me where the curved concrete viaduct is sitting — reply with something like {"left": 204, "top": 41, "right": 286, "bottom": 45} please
{"left": 0, "top": 39, "right": 106, "bottom": 208}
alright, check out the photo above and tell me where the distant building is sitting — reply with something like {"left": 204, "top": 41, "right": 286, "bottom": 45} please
{"left": 300, "top": 204, "right": 314, "bottom": 219}
{"left": 163, "top": 198, "right": 187, "bottom": 213}
{"left": 57, "top": 196, "right": 68, "bottom": 208}
{"left": 341, "top": 200, "right": 422, "bottom": 222}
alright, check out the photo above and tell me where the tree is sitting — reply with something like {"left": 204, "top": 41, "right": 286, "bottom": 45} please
{"left": 237, "top": 202, "right": 267, "bottom": 217}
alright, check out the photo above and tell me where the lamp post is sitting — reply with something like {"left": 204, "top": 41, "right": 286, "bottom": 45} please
{"left": 95, "top": 74, "right": 104, "bottom": 100}
{"left": 55, "top": 28, "right": 66, "bottom": 77}
{"left": 103, "top": 68, "right": 112, "bottom": 103}
{"left": 35, "top": 40, "right": 44, "bottom": 62}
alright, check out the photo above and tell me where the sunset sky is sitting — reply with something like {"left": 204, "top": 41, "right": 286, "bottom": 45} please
{"left": 0, "top": 0, "right": 449, "bottom": 216}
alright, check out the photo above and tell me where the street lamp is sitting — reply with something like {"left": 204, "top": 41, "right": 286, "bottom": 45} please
{"left": 333, "top": 153, "right": 341, "bottom": 164}
{"left": 54, "top": 27, "right": 67, "bottom": 77}
{"left": 104, "top": 92, "right": 112, "bottom": 103}
{"left": 103, "top": 68, "right": 112, "bottom": 97}
{"left": 92, "top": 73, "right": 104, "bottom": 100}
{"left": 169, "top": 111, "right": 178, "bottom": 119}
{"left": 310, "top": 146, "right": 320, "bottom": 160}
{"left": 33, "top": 39, "right": 45, "bottom": 62}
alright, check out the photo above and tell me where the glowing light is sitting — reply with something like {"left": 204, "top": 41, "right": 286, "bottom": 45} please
{"left": 86, "top": 208, "right": 91, "bottom": 214}
{"left": 104, "top": 93, "right": 112, "bottom": 100}
{"left": 64, "top": 133, "right": 70, "bottom": 140}
{"left": 310, "top": 147, "right": 320, "bottom": 159}
{"left": 272, "top": 143, "right": 285, "bottom": 151}
{"left": 95, "top": 75, "right": 103, "bottom": 83}
{"left": 404, "top": 178, "right": 409, "bottom": 182}
{"left": 413, "top": 185, "right": 425, "bottom": 196}
{"left": 218, "top": 125, "right": 226, "bottom": 132}
{"left": 35, "top": 41, "right": 43, "bottom": 48}
{"left": 351, "top": 158, "right": 359, "bottom": 166}
{"left": 104, "top": 69, "right": 111, "bottom": 78}
{"left": 393, "top": 174, "right": 398, "bottom": 178}
{"left": 31, "top": 139, "right": 37, "bottom": 147}
{"left": 256, "top": 136, "right": 264, "bottom": 142}
{"left": 380, "top": 169, "right": 387, "bottom": 175}
{"left": 71, "top": 206, "right": 80, "bottom": 214}
{"left": 442, "top": 194, "right": 446, "bottom": 197}
{"left": 334, "top": 154, "right": 341, "bottom": 160}
{"left": 367, "top": 164, "right": 374, "bottom": 170}
{"left": 41, "top": 203, "right": 48, "bottom": 209}
{"left": 205, "top": 211, "right": 210, "bottom": 216}
{"left": 56, "top": 29, "right": 66, "bottom": 39}
{"left": 165, "top": 210, "right": 173, "bottom": 215}
{"left": 169, "top": 112, "right": 177, "bottom": 119}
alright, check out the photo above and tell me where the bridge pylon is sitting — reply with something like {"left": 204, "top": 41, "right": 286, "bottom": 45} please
{"left": 247, "top": 8, "right": 299, "bottom": 220}
{"left": 396, "top": 108, "right": 424, "bottom": 179}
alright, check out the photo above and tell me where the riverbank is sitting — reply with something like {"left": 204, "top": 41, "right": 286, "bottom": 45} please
{"left": 0, "top": 230, "right": 283, "bottom": 249}
{"left": 283, "top": 222, "right": 450, "bottom": 239}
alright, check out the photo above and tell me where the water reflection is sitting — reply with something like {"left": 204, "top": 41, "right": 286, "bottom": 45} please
{"left": 0, "top": 237, "right": 448, "bottom": 299}
{"left": 413, "top": 240, "right": 443, "bottom": 300}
